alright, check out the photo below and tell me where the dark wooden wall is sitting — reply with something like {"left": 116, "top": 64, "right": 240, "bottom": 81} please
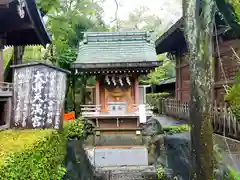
{"left": 176, "top": 38, "right": 240, "bottom": 103}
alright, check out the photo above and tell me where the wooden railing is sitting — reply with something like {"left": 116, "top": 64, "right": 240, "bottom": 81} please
{"left": 80, "top": 104, "right": 153, "bottom": 117}
{"left": 159, "top": 98, "right": 240, "bottom": 140}
{"left": 80, "top": 105, "right": 101, "bottom": 116}
{"left": 0, "top": 82, "right": 13, "bottom": 95}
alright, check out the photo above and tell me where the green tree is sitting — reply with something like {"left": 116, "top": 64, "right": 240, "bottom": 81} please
{"left": 142, "top": 54, "right": 175, "bottom": 85}
{"left": 111, "top": 6, "right": 163, "bottom": 41}
{"left": 215, "top": 0, "right": 240, "bottom": 34}
{"left": 42, "top": 0, "right": 108, "bottom": 112}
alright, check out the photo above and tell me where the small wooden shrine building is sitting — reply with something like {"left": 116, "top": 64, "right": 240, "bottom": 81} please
{"left": 155, "top": 15, "right": 240, "bottom": 103}
{"left": 72, "top": 31, "right": 160, "bottom": 134}
{"left": 0, "top": 0, "right": 51, "bottom": 130}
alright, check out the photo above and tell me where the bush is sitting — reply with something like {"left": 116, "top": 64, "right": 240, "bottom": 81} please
{"left": 146, "top": 92, "right": 170, "bottom": 113}
{"left": 0, "top": 119, "right": 86, "bottom": 180}
{"left": 0, "top": 129, "right": 67, "bottom": 180}
{"left": 225, "top": 84, "right": 240, "bottom": 122}
{"left": 156, "top": 167, "right": 164, "bottom": 180}
{"left": 163, "top": 125, "right": 190, "bottom": 134}
{"left": 63, "top": 119, "right": 85, "bottom": 140}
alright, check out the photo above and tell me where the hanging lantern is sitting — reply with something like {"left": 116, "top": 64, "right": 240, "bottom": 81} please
{"left": 17, "top": 0, "right": 25, "bottom": 19}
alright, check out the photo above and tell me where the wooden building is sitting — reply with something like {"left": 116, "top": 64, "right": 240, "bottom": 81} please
{"left": 155, "top": 16, "right": 240, "bottom": 103}
{"left": 72, "top": 31, "right": 160, "bottom": 134}
{"left": 0, "top": 0, "right": 51, "bottom": 130}
{"left": 146, "top": 77, "right": 176, "bottom": 97}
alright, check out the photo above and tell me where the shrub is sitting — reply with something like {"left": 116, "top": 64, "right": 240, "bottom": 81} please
{"left": 146, "top": 92, "right": 170, "bottom": 113}
{"left": 163, "top": 124, "right": 190, "bottom": 134}
{"left": 156, "top": 167, "right": 164, "bottom": 180}
{"left": 225, "top": 84, "right": 240, "bottom": 122}
{"left": 0, "top": 129, "right": 67, "bottom": 180}
{"left": 63, "top": 119, "right": 85, "bottom": 140}
{"left": 0, "top": 119, "right": 86, "bottom": 180}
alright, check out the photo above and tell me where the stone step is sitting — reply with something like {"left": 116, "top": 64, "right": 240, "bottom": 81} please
{"left": 95, "top": 166, "right": 157, "bottom": 180}
{"left": 85, "top": 146, "right": 148, "bottom": 167}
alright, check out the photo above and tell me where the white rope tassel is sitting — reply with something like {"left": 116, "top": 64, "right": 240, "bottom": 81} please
{"left": 112, "top": 76, "right": 116, "bottom": 86}
{"left": 105, "top": 75, "right": 110, "bottom": 85}
{"left": 119, "top": 76, "right": 123, "bottom": 86}
{"left": 126, "top": 76, "right": 131, "bottom": 85}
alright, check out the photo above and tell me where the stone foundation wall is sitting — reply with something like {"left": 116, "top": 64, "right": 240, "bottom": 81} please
{"left": 84, "top": 134, "right": 143, "bottom": 146}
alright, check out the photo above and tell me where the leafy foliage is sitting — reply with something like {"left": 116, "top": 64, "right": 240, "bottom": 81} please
{"left": 163, "top": 125, "right": 190, "bottom": 134}
{"left": 146, "top": 92, "right": 170, "bottom": 113}
{"left": 156, "top": 167, "right": 164, "bottom": 180}
{"left": 224, "top": 83, "right": 240, "bottom": 122}
{"left": 213, "top": 144, "right": 240, "bottom": 179}
{"left": 227, "top": 0, "right": 240, "bottom": 24}
{"left": 41, "top": 0, "right": 108, "bottom": 110}
{"left": 3, "top": 47, "right": 13, "bottom": 68}
{"left": 113, "top": 6, "right": 163, "bottom": 40}
{"left": 0, "top": 119, "right": 87, "bottom": 180}
{"left": 0, "top": 129, "right": 67, "bottom": 180}
{"left": 227, "top": 167, "right": 240, "bottom": 180}
{"left": 142, "top": 54, "right": 176, "bottom": 85}
{"left": 63, "top": 119, "right": 85, "bottom": 140}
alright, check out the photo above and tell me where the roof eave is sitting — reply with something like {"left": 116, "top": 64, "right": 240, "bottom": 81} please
{"left": 25, "top": 0, "right": 52, "bottom": 47}
{"left": 155, "top": 17, "right": 185, "bottom": 54}
{"left": 0, "top": 0, "right": 51, "bottom": 47}
{"left": 71, "top": 61, "right": 162, "bottom": 70}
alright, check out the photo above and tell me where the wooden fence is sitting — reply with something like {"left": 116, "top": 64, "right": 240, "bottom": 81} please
{"left": 159, "top": 98, "right": 240, "bottom": 140}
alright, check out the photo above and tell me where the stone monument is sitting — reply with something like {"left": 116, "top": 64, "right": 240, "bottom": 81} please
{"left": 12, "top": 63, "right": 70, "bottom": 129}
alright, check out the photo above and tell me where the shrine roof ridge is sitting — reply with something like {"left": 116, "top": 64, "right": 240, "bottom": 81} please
{"left": 11, "top": 62, "right": 71, "bottom": 74}
{"left": 73, "top": 31, "right": 158, "bottom": 65}
{"left": 82, "top": 31, "right": 152, "bottom": 43}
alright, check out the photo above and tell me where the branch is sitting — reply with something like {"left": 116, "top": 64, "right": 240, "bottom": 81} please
{"left": 111, "top": 0, "right": 119, "bottom": 30}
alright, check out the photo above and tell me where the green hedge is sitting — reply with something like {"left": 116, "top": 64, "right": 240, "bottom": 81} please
{"left": 0, "top": 119, "right": 85, "bottom": 180}
{"left": 163, "top": 125, "right": 190, "bottom": 134}
{"left": 146, "top": 92, "right": 170, "bottom": 113}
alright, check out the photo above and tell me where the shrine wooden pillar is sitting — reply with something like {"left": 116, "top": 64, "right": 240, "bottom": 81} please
{"left": 134, "top": 77, "right": 139, "bottom": 105}
{"left": 95, "top": 80, "right": 100, "bottom": 105}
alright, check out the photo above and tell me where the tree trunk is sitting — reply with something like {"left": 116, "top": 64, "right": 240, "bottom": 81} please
{"left": 183, "top": 0, "right": 215, "bottom": 179}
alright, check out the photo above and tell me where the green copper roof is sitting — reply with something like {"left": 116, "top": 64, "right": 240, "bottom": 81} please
{"left": 74, "top": 31, "right": 158, "bottom": 66}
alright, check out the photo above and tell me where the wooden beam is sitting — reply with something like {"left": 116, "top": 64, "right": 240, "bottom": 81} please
{"left": 0, "top": 0, "right": 8, "bottom": 8}
{"left": 4, "top": 24, "right": 34, "bottom": 33}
